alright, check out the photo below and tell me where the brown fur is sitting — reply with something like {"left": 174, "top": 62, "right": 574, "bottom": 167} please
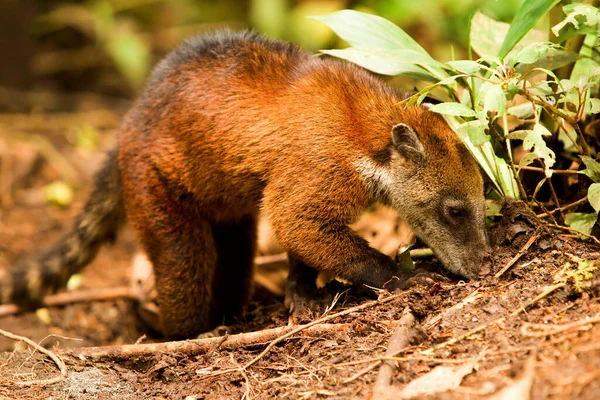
{"left": 0, "top": 31, "right": 487, "bottom": 338}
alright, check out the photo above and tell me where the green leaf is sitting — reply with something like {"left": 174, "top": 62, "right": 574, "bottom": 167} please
{"left": 580, "top": 156, "right": 600, "bottom": 182}
{"left": 529, "top": 80, "right": 554, "bottom": 96}
{"left": 506, "top": 129, "right": 532, "bottom": 140}
{"left": 507, "top": 103, "right": 535, "bottom": 119}
{"left": 319, "top": 48, "right": 438, "bottom": 81}
{"left": 446, "top": 60, "right": 482, "bottom": 74}
{"left": 586, "top": 98, "right": 600, "bottom": 115}
{"left": 457, "top": 120, "right": 489, "bottom": 146}
{"left": 518, "top": 152, "right": 538, "bottom": 168}
{"left": 519, "top": 49, "right": 579, "bottom": 75}
{"left": 311, "top": 10, "right": 429, "bottom": 52}
{"left": 559, "top": 79, "right": 576, "bottom": 93}
{"left": 495, "top": 156, "right": 520, "bottom": 199}
{"left": 510, "top": 43, "right": 551, "bottom": 65}
{"left": 565, "top": 212, "right": 598, "bottom": 236}
{"left": 552, "top": 3, "right": 600, "bottom": 42}
{"left": 485, "top": 199, "right": 503, "bottom": 217}
{"left": 589, "top": 183, "right": 600, "bottom": 214}
{"left": 312, "top": 10, "right": 446, "bottom": 80}
{"left": 480, "top": 82, "right": 506, "bottom": 117}
{"left": 498, "top": 0, "right": 561, "bottom": 58}
{"left": 470, "top": 11, "right": 547, "bottom": 58}
{"left": 430, "top": 102, "right": 477, "bottom": 117}
{"left": 523, "top": 124, "right": 556, "bottom": 175}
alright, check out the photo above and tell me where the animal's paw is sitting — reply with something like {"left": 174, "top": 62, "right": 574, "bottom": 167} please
{"left": 284, "top": 284, "right": 334, "bottom": 324}
{"left": 384, "top": 269, "right": 449, "bottom": 291}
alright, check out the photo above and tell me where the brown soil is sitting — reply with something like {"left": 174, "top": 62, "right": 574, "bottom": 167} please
{"left": 1, "top": 107, "right": 599, "bottom": 399}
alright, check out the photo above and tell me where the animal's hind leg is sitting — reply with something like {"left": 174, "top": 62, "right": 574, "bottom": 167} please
{"left": 137, "top": 213, "right": 218, "bottom": 338}
{"left": 210, "top": 214, "right": 258, "bottom": 325}
{"left": 123, "top": 172, "right": 220, "bottom": 338}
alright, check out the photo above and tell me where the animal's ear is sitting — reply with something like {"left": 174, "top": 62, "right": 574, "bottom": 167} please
{"left": 391, "top": 123, "right": 425, "bottom": 164}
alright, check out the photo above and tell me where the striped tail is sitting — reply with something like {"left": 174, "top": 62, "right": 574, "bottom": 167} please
{"left": 0, "top": 148, "right": 125, "bottom": 306}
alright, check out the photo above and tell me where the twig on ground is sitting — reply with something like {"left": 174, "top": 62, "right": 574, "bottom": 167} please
{"left": 495, "top": 229, "right": 542, "bottom": 278}
{"left": 202, "top": 333, "right": 229, "bottom": 363}
{"left": 230, "top": 353, "right": 254, "bottom": 400}
{"left": 332, "top": 353, "right": 479, "bottom": 371}
{"left": 547, "top": 223, "right": 600, "bottom": 245}
{"left": 0, "top": 328, "right": 67, "bottom": 386}
{"left": 488, "top": 355, "right": 537, "bottom": 400}
{"left": 408, "top": 248, "right": 434, "bottom": 259}
{"left": 342, "top": 362, "right": 380, "bottom": 384}
{"left": 0, "top": 286, "right": 137, "bottom": 318}
{"left": 371, "top": 308, "right": 423, "bottom": 399}
{"left": 422, "top": 283, "right": 566, "bottom": 354}
{"left": 255, "top": 249, "right": 434, "bottom": 264}
{"left": 423, "top": 289, "right": 483, "bottom": 331}
{"left": 255, "top": 253, "right": 288, "bottom": 265}
{"left": 204, "top": 293, "right": 404, "bottom": 379}
{"left": 72, "top": 323, "right": 351, "bottom": 360}
{"left": 520, "top": 313, "right": 600, "bottom": 337}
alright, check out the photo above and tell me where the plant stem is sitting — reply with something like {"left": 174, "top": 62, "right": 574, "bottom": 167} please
{"left": 503, "top": 114, "right": 527, "bottom": 200}
{"left": 546, "top": 177, "right": 565, "bottom": 223}
{"left": 537, "top": 196, "right": 588, "bottom": 218}
{"left": 548, "top": 223, "right": 600, "bottom": 245}
{"left": 557, "top": 120, "right": 584, "bottom": 154}
{"left": 518, "top": 166, "right": 580, "bottom": 175}
{"left": 520, "top": 90, "right": 577, "bottom": 126}
{"left": 520, "top": 90, "right": 590, "bottom": 156}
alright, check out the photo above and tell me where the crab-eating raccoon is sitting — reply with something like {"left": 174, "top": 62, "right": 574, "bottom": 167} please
{"left": 0, "top": 30, "right": 487, "bottom": 338}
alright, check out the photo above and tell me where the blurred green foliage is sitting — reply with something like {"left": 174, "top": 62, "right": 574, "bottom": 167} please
{"left": 31, "top": 0, "right": 524, "bottom": 91}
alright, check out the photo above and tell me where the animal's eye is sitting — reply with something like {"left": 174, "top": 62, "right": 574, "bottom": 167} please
{"left": 448, "top": 207, "right": 465, "bottom": 218}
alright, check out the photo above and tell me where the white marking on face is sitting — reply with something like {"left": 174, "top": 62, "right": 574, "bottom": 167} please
{"left": 353, "top": 157, "right": 393, "bottom": 202}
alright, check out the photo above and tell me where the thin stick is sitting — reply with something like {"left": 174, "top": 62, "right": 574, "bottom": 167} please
{"left": 371, "top": 308, "right": 421, "bottom": 399}
{"left": 255, "top": 249, "right": 434, "bottom": 263}
{"left": 255, "top": 253, "right": 288, "bottom": 265}
{"left": 495, "top": 229, "right": 542, "bottom": 278}
{"left": 0, "top": 328, "right": 67, "bottom": 386}
{"left": 408, "top": 248, "right": 434, "bottom": 259}
{"left": 536, "top": 197, "right": 588, "bottom": 218}
{"left": 330, "top": 353, "right": 477, "bottom": 371}
{"left": 547, "top": 223, "right": 600, "bottom": 245}
{"left": 241, "top": 293, "right": 403, "bottom": 372}
{"left": 72, "top": 323, "right": 351, "bottom": 360}
{"left": 423, "top": 289, "right": 483, "bottom": 331}
{"left": 422, "top": 283, "right": 566, "bottom": 354}
{"left": 205, "top": 293, "right": 404, "bottom": 379}
{"left": 546, "top": 178, "right": 565, "bottom": 222}
{"left": 342, "top": 362, "right": 380, "bottom": 384}
{"left": 517, "top": 166, "right": 580, "bottom": 175}
{"left": 521, "top": 313, "right": 600, "bottom": 337}
{"left": 0, "top": 286, "right": 137, "bottom": 318}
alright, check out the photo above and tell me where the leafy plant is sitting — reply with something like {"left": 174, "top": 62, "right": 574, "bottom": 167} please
{"left": 554, "top": 254, "right": 598, "bottom": 292}
{"left": 314, "top": 1, "right": 600, "bottom": 237}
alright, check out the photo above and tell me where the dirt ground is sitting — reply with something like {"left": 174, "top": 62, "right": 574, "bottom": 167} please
{"left": 1, "top": 101, "right": 600, "bottom": 399}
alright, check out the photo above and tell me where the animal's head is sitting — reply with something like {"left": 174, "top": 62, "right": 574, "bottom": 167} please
{"left": 357, "top": 107, "right": 488, "bottom": 279}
